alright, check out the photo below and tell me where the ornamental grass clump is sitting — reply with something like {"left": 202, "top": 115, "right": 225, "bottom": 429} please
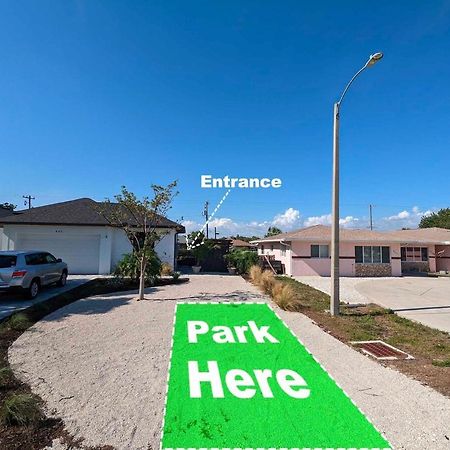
{"left": 0, "top": 394, "right": 42, "bottom": 426}
{"left": 249, "top": 265, "right": 263, "bottom": 284}
{"left": 160, "top": 262, "right": 173, "bottom": 276}
{"left": 260, "top": 270, "right": 276, "bottom": 294}
{"left": 0, "top": 367, "right": 13, "bottom": 387}
{"left": 273, "top": 283, "right": 298, "bottom": 311}
{"left": 8, "top": 313, "right": 32, "bottom": 332}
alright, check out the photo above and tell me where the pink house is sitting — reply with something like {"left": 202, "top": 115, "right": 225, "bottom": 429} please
{"left": 252, "top": 225, "right": 450, "bottom": 277}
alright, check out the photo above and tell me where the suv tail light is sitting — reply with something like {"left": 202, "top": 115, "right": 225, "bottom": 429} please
{"left": 12, "top": 270, "right": 27, "bottom": 278}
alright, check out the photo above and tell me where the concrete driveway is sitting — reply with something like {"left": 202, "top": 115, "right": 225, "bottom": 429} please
{"left": 0, "top": 275, "right": 98, "bottom": 321}
{"left": 356, "top": 277, "right": 450, "bottom": 333}
{"left": 295, "top": 275, "right": 450, "bottom": 333}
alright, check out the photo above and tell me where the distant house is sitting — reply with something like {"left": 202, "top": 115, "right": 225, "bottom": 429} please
{"left": 0, "top": 198, "right": 185, "bottom": 275}
{"left": 230, "top": 239, "right": 257, "bottom": 250}
{"left": 251, "top": 225, "right": 450, "bottom": 277}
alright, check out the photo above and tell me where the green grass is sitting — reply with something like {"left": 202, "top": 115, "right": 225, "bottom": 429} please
{"left": 432, "top": 359, "right": 450, "bottom": 367}
{"left": 7, "top": 313, "right": 32, "bottom": 331}
{"left": 0, "top": 367, "right": 13, "bottom": 387}
{"left": 0, "top": 394, "right": 42, "bottom": 426}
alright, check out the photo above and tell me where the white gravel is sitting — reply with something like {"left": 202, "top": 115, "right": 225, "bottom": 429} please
{"left": 8, "top": 274, "right": 450, "bottom": 450}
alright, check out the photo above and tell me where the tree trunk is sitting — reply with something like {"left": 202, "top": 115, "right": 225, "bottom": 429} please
{"left": 138, "top": 255, "right": 146, "bottom": 301}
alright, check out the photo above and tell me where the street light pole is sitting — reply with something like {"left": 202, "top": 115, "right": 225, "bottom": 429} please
{"left": 331, "top": 102, "right": 340, "bottom": 316}
{"left": 330, "top": 52, "right": 383, "bottom": 316}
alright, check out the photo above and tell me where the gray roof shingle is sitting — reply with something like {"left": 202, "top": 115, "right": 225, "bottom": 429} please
{"left": 0, "top": 198, "right": 185, "bottom": 232}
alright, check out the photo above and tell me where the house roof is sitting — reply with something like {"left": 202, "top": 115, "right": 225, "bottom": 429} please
{"left": 385, "top": 227, "right": 450, "bottom": 245}
{"left": 231, "top": 239, "right": 256, "bottom": 248}
{"left": 0, "top": 198, "right": 185, "bottom": 232}
{"left": 251, "top": 224, "right": 450, "bottom": 245}
{"left": 0, "top": 206, "right": 16, "bottom": 219}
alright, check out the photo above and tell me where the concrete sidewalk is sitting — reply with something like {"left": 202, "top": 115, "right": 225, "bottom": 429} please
{"left": 0, "top": 275, "right": 98, "bottom": 321}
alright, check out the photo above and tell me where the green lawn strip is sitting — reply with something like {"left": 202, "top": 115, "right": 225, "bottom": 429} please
{"left": 161, "top": 302, "right": 390, "bottom": 450}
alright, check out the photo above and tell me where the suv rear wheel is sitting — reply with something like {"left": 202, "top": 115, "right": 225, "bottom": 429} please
{"left": 26, "top": 279, "right": 40, "bottom": 299}
{"left": 57, "top": 271, "right": 67, "bottom": 287}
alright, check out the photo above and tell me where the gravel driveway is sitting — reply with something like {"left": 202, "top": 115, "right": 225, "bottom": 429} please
{"left": 8, "top": 274, "right": 450, "bottom": 450}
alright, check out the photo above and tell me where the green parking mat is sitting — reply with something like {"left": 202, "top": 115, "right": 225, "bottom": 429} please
{"left": 161, "top": 302, "right": 391, "bottom": 450}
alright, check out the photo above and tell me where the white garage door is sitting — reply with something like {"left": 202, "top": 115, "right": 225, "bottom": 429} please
{"left": 17, "top": 234, "right": 101, "bottom": 274}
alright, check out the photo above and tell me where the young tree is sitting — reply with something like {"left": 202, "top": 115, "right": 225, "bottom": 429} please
{"left": 100, "top": 181, "right": 178, "bottom": 300}
{"left": 419, "top": 208, "right": 450, "bottom": 230}
{"left": 265, "top": 226, "right": 282, "bottom": 237}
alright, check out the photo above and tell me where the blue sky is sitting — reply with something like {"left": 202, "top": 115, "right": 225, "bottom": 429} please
{"left": 1, "top": 1, "right": 449, "bottom": 236}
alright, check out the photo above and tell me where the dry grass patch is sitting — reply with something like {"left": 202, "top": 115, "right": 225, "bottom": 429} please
{"left": 260, "top": 270, "right": 276, "bottom": 294}
{"left": 249, "top": 265, "right": 263, "bottom": 285}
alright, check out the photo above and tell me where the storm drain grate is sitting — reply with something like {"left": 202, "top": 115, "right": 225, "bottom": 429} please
{"left": 351, "top": 340, "right": 414, "bottom": 360}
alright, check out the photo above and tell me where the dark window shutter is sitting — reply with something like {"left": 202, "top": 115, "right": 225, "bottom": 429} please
{"left": 311, "top": 245, "right": 319, "bottom": 258}
{"left": 355, "top": 246, "right": 363, "bottom": 263}
{"left": 401, "top": 247, "right": 406, "bottom": 261}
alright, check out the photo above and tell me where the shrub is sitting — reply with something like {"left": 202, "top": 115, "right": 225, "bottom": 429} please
{"left": 160, "top": 262, "right": 173, "bottom": 276}
{"left": 0, "top": 394, "right": 42, "bottom": 426}
{"left": 249, "top": 265, "right": 263, "bottom": 284}
{"left": 272, "top": 283, "right": 298, "bottom": 311}
{"left": 172, "top": 271, "right": 181, "bottom": 281}
{"left": 260, "top": 270, "right": 276, "bottom": 294}
{"left": 224, "top": 249, "right": 259, "bottom": 274}
{"left": 0, "top": 367, "right": 13, "bottom": 387}
{"left": 114, "top": 249, "right": 161, "bottom": 283}
{"left": 8, "top": 313, "right": 32, "bottom": 331}
{"left": 271, "top": 281, "right": 284, "bottom": 299}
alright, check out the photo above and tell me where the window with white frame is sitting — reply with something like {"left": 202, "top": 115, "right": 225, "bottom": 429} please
{"left": 355, "top": 246, "right": 390, "bottom": 264}
{"left": 401, "top": 247, "right": 428, "bottom": 262}
{"left": 311, "top": 244, "right": 329, "bottom": 258}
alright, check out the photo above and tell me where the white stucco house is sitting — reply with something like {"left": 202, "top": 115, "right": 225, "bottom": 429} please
{"left": 0, "top": 198, "right": 185, "bottom": 275}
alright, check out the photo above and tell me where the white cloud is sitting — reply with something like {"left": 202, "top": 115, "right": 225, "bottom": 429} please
{"left": 303, "top": 214, "right": 331, "bottom": 227}
{"left": 181, "top": 220, "right": 199, "bottom": 232}
{"left": 208, "top": 217, "right": 238, "bottom": 229}
{"left": 381, "top": 206, "right": 435, "bottom": 229}
{"left": 181, "top": 207, "right": 300, "bottom": 237}
{"left": 339, "top": 216, "right": 359, "bottom": 228}
{"left": 182, "top": 205, "right": 436, "bottom": 237}
{"left": 272, "top": 207, "right": 301, "bottom": 229}
{"left": 303, "top": 213, "right": 359, "bottom": 228}
{"left": 387, "top": 210, "right": 410, "bottom": 220}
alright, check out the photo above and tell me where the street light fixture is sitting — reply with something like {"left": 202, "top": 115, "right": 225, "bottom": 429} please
{"left": 330, "top": 52, "right": 383, "bottom": 316}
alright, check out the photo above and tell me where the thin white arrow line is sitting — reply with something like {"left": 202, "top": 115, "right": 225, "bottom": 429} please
{"left": 186, "top": 189, "right": 231, "bottom": 250}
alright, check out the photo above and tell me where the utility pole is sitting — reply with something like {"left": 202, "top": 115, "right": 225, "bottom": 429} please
{"left": 203, "top": 201, "right": 209, "bottom": 239}
{"left": 214, "top": 227, "right": 220, "bottom": 240}
{"left": 369, "top": 204, "right": 374, "bottom": 230}
{"left": 23, "top": 195, "right": 35, "bottom": 209}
